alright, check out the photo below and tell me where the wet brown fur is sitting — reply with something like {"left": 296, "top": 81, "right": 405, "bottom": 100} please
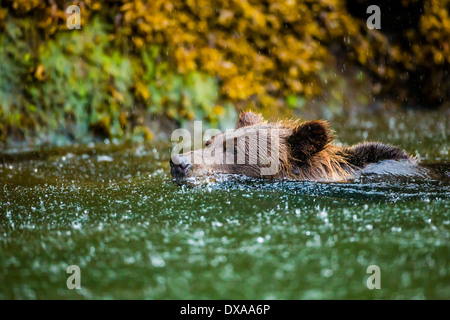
{"left": 177, "top": 111, "right": 413, "bottom": 182}
{"left": 267, "top": 119, "right": 354, "bottom": 181}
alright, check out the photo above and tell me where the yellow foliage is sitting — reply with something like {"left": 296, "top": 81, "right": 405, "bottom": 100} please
{"left": 3, "top": 0, "right": 449, "bottom": 112}
{"left": 135, "top": 81, "right": 150, "bottom": 101}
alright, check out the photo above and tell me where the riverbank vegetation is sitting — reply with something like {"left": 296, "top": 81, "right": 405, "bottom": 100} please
{"left": 0, "top": 0, "right": 448, "bottom": 147}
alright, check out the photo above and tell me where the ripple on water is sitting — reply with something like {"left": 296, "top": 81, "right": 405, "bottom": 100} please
{"left": 0, "top": 140, "right": 449, "bottom": 299}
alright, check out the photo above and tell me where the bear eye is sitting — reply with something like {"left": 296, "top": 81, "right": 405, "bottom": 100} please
{"left": 205, "top": 139, "right": 212, "bottom": 147}
{"left": 222, "top": 140, "right": 238, "bottom": 155}
{"left": 222, "top": 141, "right": 236, "bottom": 154}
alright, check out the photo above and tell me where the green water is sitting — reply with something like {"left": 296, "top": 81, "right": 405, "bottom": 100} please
{"left": 0, "top": 110, "right": 449, "bottom": 299}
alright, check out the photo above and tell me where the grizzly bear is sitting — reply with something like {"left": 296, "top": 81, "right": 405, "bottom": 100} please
{"left": 170, "top": 111, "right": 415, "bottom": 183}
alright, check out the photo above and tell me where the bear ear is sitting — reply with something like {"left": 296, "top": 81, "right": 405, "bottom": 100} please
{"left": 236, "top": 111, "right": 265, "bottom": 129}
{"left": 287, "top": 120, "right": 334, "bottom": 163}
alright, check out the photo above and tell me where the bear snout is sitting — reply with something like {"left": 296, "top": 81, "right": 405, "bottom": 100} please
{"left": 170, "top": 154, "right": 191, "bottom": 179}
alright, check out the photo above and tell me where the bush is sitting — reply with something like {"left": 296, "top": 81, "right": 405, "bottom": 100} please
{"left": 0, "top": 0, "right": 448, "bottom": 145}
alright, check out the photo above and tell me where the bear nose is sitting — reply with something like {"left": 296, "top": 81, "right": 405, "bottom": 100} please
{"left": 170, "top": 154, "right": 191, "bottom": 178}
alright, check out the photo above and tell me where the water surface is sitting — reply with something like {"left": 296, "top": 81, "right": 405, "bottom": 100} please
{"left": 1, "top": 111, "right": 449, "bottom": 299}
